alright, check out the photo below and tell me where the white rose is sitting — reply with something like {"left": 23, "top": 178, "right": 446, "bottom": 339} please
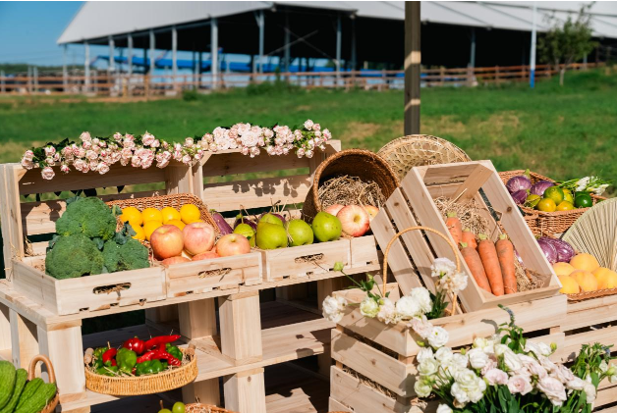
{"left": 600, "top": 360, "right": 609, "bottom": 373}
{"left": 410, "top": 287, "right": 433, "bottom": 314}
{"left": 467, "top": 348, "right": 489, "bottom": 370}
{"left": 484, "top": 368, "right": 508, "bottom": 386}
{"left": 428, "top": 326, "right": 449, "bottom": 349}
{"left": 435, "top": 347, "right": 454, "bottom": 363}
{"left": 473, "top": 337, "right": 491, "bottom": 352}
{"left": 450, "top": 382, "right": 470, "bottom": 405}
{"left": 494, "top": 344, "right": 509, "bottom": 356}
{"left": 583, "top": 381, "right": 597, "bottom": 404}
{"left": 508, "top": 374, "right": 533, "bottom": 395}
{"left": 431, "top": 257, "right": 457, "bottom": 278}
{"left": 418, "top": 358, "right": 439, "bottom": 377}
{"left": 525, "top": 341, "right": 552, "bottom": 357}
{"left": 322, "top": 295, "right": 346, "bottom": 323}
{"left": 452, "top": 353, "right": 469, "bottom": 369}
{"left": 436, "top": 404, "right": 453, "bottom": 413}
{"left": 377, "top": 297, "right": 399, "bottom": 325}
{"left": 413, "top": 377, "right": 432, "bottom": 398}
{"left": 503, "top": 349, "right": 523, "bottom": 372}
{"left": 396, "top": 296, "right": 422, "bottom": 319}
{"left": 416, "top": 347, "right": 434, "bottom": 364}
{"left": 41, "top": 166, "right": 55, "bottom": 180}
{"left": 360, "top": 297, "right": 379, "bottom": 318}
{"left": 409, "top": 315, "right": 432, "bottom": 339}
{"left": 303, "top": 119, "right": 314, "bottom": 130}
{"left": 566, "top": 377, "right": 585, "bottom": 391}
{"left": 537, "top": 376, "right": 567, "bottom": 406}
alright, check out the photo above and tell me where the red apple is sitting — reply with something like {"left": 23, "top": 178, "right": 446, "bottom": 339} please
{"left": 150, "top": 224, "right": 184, "bottom": 260}
{"left": 324, "top": 204, "right": 345, "bottom": 216}
{"left": 337, "top": 205, "right": 370, "bottom": 237}
{"left": 161, "top": 256, "right": 191, "bottom": 266}
{"left": 183, "top": 222, "right": 216, "bottom": 255}
{"left": 363, "top": 205, "right": 379, "bottom": 220}
{"left": 192, "top": 251, "right": 220, "bottom": 261}
{"left": 216, "top": 234, "right": 251, "bottom": 257}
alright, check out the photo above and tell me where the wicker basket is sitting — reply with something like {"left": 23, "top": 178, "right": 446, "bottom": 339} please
{"left": 302, "top": 149, "right": 400, "bottom": 221}
{"left": 28, "top": 355, "right": 59, "bottom": 413}
{"left": 499, "top": 170, "right": 606, "bottom": 237}
{"left": 377, "top": 135, "right": 471, "bottom": 180}
{"left": 105, "top": 193, "right": 219, "bottom": 233}
{"left": 85, "top": 346, "right": 198, "bottom": 396}
{"left": 566, "top": 287, "right": 617, "bottom": 303}
{"left": 186, "top": 403, "right": 234, "bottom": 413}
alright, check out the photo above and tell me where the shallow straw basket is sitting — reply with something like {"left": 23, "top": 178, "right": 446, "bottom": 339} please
{"left": 499, "top": 170, "right": 606, "bottom": 237}
{"left": 85, "top": 346, "right": 198, "bottom": 396}
{"left": 302, "top": 149, "right": 400, "bottom": 221}
{"left": 185, "top": 403, "right": 234, "bottom": 413}
{"left": 105, "top": 193, "right": 219, "bottom": 233}
{"left": 29, "top": 355, "right": 59, "bottom": 414}
{"left": 377, "top": 135, "right": 471, "bottom": 181}
{"left": 382, "top": 226, "right": 461, "bottom": 315}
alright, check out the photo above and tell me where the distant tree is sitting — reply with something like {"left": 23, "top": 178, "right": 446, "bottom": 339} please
{"left": 539, "top": 5, "right": 597, "bottom": 86}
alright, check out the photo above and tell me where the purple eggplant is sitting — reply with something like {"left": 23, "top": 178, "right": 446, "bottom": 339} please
{"left": 210, "top": 210, "right": 233, "bottom": 235}
{"left": 234, "top": 214, "right": 257, "bottom": 231}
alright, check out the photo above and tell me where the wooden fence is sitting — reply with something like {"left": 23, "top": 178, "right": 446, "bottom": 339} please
{"left": 0, "top": 62, "right": 602, "bottom": 97}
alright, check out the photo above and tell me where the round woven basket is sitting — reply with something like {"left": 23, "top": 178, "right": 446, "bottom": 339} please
{"left": 85, "top": 346, "right": 197, "bottom": 396}
{"left": 29, "top": 355, "right": 59, "bottom": 413}
{"left": 377, "top": 135, "right": 471, "bottom": 180}
{"left": 186, "top": 403, "right": 234, "bottom": 413}
{"left": 302, "top": 149, "right": 399, "bottom": 221}
{"left": 105, "top": 193, "right": 219, "bottom": 233}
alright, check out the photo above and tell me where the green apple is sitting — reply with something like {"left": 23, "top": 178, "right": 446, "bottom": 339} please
{"left": 260, "top": 213, "right": 284, "bottom": 226}
{"left": 256, "top": 222, "right": 288, "bottom": 249}
{"left": 286, "top": 219, "right": 314, "bottom": 246}
{"left": 234, "top": 223, "right": 256, "bottom": 247}
{"left": 312, "top": 211, "right": 342, "bottom": 242}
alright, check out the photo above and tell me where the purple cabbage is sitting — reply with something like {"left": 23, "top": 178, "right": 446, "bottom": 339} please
{"left": 537, "top": 237, "right": 558, "bottom": 264}
{"left": 506, "top": 175, "right": 532, "bottom": 194}
{"left": 548, "top": 238, "right": 575, "bottom": 263}
{"left": 511, "top": 189, "right": 529, "bottom": 205}
{"left": 234, "top": 214, "right": 257, "bottom": 231}
{"left": 530, "top": 180, "right": 554, "bottom": 196}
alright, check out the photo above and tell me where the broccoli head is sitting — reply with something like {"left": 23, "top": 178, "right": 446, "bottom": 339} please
{"left": 45, "top": 234, "right": 104, "bottom": 279}
{"left": 56, "top": 197, "right": 117, "bottom": 241}
{"left": 102, "top": 238, "right": 150, "bottom": 273}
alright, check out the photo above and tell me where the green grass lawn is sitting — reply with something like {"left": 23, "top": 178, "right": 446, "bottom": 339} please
{"left": 1, "top": 68, "right": 616, "bottom": 183}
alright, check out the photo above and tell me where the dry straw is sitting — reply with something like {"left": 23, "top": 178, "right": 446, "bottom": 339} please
{"left": 185, "top": 403, "right": 234, "bottom": 413}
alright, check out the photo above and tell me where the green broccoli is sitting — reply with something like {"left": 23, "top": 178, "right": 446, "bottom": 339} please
{"left": 102, "top": 238, "right": 150, "bottom": 273}
{"left": 55, "top": 197, "right": 117, "bottom": 241}
{"left": 45, "top": 234, "right": 104, "bottom": 279}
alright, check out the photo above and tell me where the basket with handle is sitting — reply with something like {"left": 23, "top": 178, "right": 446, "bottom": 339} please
{"left": 28, "top": 355, "right": 59, "bottom": 414}
{"left": 381, "top": 226, "right": 461, "bottom": 316}
{"left": 499, "top": 170, "right": 606, "bottom": 237}
{"left": 105, "top": 193, "right": 219, "bottom": 233}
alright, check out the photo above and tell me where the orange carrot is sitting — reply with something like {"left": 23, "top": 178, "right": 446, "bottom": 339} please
{"left": 460, "top": 242, "right": 491, "bottom": 293}
{"left": 496, "top": 234, "right": 517, "bottom": 294}
{"left": 477, "top": 234, "right": 504, "bottom": 296}
{"left": 462, "top": 228, "right": 477, "bottom": 250}
{"left": 446, "top": 212, "right": 463, "bottom": 245}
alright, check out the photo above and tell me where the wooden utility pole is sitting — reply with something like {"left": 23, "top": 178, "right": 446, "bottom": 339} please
{"left": 404, "top": 1, "right": 421, "bottom": 135}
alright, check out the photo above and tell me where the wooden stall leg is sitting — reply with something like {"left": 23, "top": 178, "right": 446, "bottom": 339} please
{"left": 223, "top": 368, "right": 266, "bottom": 413}
{"left": 145, "top": 305, "right": 179, "bottom": 331}
{"left": 219, "top": 291, "right": 262, "bottom": 365}
{"left": 0, "top": 303, "right": 10, "bottom": 360}
{"left": 9, "top": 309, "right": 38, "bottom": 369}
{"left": 182, "top": 379, "right": 220, "bottom": 406}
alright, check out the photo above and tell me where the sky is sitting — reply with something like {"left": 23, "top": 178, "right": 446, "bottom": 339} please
{"left": 0, "top": 1, "right": 84, "bottom": 66}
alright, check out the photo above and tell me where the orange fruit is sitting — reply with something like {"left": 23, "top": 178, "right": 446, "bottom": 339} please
{"left": 553, "top": 262, "right": 575, "bottom": 277}
{"left": 131, "top": 225, "right": 146, "bottom": 241}
{"left": 167, "top": 219, "right": 186, "bottom": 230}
{"left": 570, "top": 253, "right": 600, "bottom": 272}
{"left": 180, "top": 204, "right": 201, "bottom": 224}
{"left": 161, "top": 207, "right": 181, "bottom": 224}
{"left": 142, "top": 208, "right": 163, "bottom": 224}
{"left": 593, "top": 267, "right": 617, "bottom": 289}
{"left": 558, "top": 275, "right": 580, "bottom": 294}
{"left": 143, "top": 221, "right": 163, "bottom": 241}
{"left": 120, "top": 206, "right": 143, "bottom": 227}
{"left": 571, "top": 270, "right": 598, "bottom": 292}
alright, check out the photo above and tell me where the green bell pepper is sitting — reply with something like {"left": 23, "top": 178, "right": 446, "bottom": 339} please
{"left": 93, "top": 347, "right": 109, "bottom": 369}
{"left": 96, "top": 365, "right": 119, "bottom": 376}
{"left": 116, "top": 347, "right": 137, "bottom": 374}
{"left": 135, "top": 359, "right": 165, "bottom": 376}
{"left": 166, "top": 344, "right": 183, "bottom": 361}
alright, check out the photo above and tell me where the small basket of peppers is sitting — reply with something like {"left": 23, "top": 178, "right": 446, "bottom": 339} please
{"left": 84, "top": 335, "right": 198, "bottom": 396}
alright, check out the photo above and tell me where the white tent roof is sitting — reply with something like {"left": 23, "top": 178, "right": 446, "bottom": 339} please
{"left": 58, "top": 1, "right": 617, "bottom": 44}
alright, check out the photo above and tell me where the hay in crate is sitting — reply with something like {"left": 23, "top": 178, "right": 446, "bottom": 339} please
{"left": 318, "top": 175, "right": 386, "bottom": 210}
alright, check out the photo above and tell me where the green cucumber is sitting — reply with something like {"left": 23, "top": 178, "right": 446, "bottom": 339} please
{"left": 15, "top": 378, "right": 43, "bottom": 412}
{"left": 0, "top": 368, "right": 27, "bottom": 413}
{"left": 0, "top": 361, "right": 16, "bottom": 410}
{"left": 16, "top": 382, "right": 57, "bottom": 414}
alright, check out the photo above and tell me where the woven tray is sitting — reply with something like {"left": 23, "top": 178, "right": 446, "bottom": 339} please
{"left": 566, "top": 287, "right": 617, "bottom": 303}
{"left": 29, "top": 355, "right": 59, "bottom": 414}
{"left": 85, "top": 346, "right": 197, "bottom": 396}
{"left": 499, "top": 170, "right": 606, "bottom": 237}
{"left": 106, "top": 193, "right": 219, "bottom": 233}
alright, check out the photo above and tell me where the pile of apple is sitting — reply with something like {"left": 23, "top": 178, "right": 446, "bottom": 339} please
{"left": 151, "top": 222, "right": 251, "bottom": 265}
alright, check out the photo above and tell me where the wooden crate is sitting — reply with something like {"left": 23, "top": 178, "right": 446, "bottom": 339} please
{"left": 330, "top": 285, "right": 567, "bottom": 413}
{"left": 372, "top": 160, "right": 561, "bottom": 312}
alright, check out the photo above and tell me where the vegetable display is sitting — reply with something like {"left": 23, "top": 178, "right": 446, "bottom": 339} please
{"left": 0, "top": 361, "right": 56, "bottom": 414}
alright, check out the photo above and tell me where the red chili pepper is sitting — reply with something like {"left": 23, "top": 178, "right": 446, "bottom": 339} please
{"left": 110, "top": 359, "right": 117, "bottom": 367}
{"left": 144, "top": 335, "right": 181, "bottom": 351}
{"left": 102, "top": 348, "right": 117, "bottom": 364}
{"left": 150, "top": 350, "right": 181, "bottom": 366}
{"left": 158, "top": 343, "right": 166, "bottom": 352}
{"left": 122, "top": 337, "right": 146, "bottom": 355}
{"left": 136, "top": 350, "right": 157, "bottom": 364}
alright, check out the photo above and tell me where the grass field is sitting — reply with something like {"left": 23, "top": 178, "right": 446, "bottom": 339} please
{"left": 1, "top": 68, "right": 616, "bottom": 184}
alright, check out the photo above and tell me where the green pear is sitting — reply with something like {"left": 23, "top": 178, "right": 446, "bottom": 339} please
{"left": 234, "top": 223, "right": 256, "bottom": 247}
{"left": 260, "top": 213, "right": 284, "bottom": 227}
{"left": 256, "top": 222, "right": 288, "bottom": 249}
{"left": 312, "top": 212, "right": 342, "bottom": 242}
{"left": 286, "top": 219, "right": 314, "bottom": 246}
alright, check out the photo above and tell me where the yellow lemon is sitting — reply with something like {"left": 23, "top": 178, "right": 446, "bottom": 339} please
{"left": 120, "top": 206, "right": 143, "bottom": 227}
{"left": 167, "top": 219, "right": 186, "bottom": 230}
{"left": 536, "top": 198, "right": 556, "bottom": 212}
{"left": 571, "top": 270, "right": 598, "bottom": 292}
{"left": 143, "top": 221, "right": 163, "bottom": 241}
{"left": 593, "top": 267, "right": 617, "bottom": 289}
{"left": 142, "top": 208, "right": 163, "bottom": 224}
{"left": 558, "top": 275, "right": 580, "bottom": 294}
{"left": 556, "top": 201, "right": 576, "bottom": 211}
{"left": 161, "top": 207, "right": 181, "bottom": 224}
{"left": 180, "top": 204, "right": 201, "bottom": 224}
{"left": 131, "top": 225, "right": 146, "bottom": 241}
{"left": 553, "top": 262, "right": 575, "bottom": 277}
{"left": 570, "top": 253, "right": 600, "bottom": 272}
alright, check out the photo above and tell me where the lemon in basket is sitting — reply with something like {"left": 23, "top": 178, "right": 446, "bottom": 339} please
{"left": 556, "top": 201, "right": 576, "bottom": 211}
{"left": 180, "top": 204, "right": 200, "bottom": 224}
{"left": 142, "top": 208, "right": 163, "bottom": 224}
{"left": 167, "top": 219, "right": 186, "bottom": 230}
{"left": 121, "top": 206, "right": 143, "bottom": 227}
{"left": 131, "top": 225, "right": 146, "bottom": 241}
{"left": 544, "top": 186, "right": 564, "bottom": 205}
{"left": 161, "top": 207, "right": 181, "bottom": 224}
{"left": 144, "top": 221, "right": 163, "bottom": 241}
{"left": 537, "top": 198, "right": 556, "bottom": 212}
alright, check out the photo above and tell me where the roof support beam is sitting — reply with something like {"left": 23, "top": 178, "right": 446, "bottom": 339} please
{"left": 84, "top": 41, "right": 90, "bottom": 93}
{"left": 530, "top": 2, "right": 537, "bottom": 88}
{"left": 172, "top": 26, "right": 178, "bottom": 81}
{"left": 211, "top": 17, "right": 218, "bottom": 89}
{"left": 149, "top": 29, "right": 156, "bottom": 75}
{"left": 63, "top": 45, "right": 68, "bottom": 93}
{"left": 284, "top": 14, "right": 290, "bottom": 72}
{"left": 351, "top": 16, "right": 357, "bottom": 70}
{"left": 469, "top": 28, "right": 476, "bottom": 68}
{"left": 404, "top": 1, "right": 421, "bottom": 135}
{"left": 336, "top": 14, "right": 342, "bottom": 79}
{"left": 257, "top": 10, "right": 265, "bottom": 73}
{"left": 128, "top": 34, "right": 133, "bottom": 77}
{"left": 108, "top": 36, "right": 115, "bottom": 72}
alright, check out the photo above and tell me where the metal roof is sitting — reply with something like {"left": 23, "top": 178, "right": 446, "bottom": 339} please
{"left": 58, "top": 1, "right": 617, "bottom": 44}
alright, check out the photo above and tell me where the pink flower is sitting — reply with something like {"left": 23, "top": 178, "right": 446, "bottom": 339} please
{"left": 92, "top": 138, "right": 100, "bottom": 146}
{"left": 305, "top": 149, "right": 314, "bottom": 158}
{"left": 484, "top": 369, "right": 508, "bottom": 386}
{"left": 60, "top": 164, "right": 70, "bottom": 173}
{"left": 73, "top": 159, "right": 86, "bottom": 172}
{"left": 41, "top": 166, "right": 55, "bottom": 180}
{"left": 508, "top": 375, "right": 533, "bottom": 396}
{"left": 44, "top": 146, "right": 56, "bottom": 157}
{"left": 323, "top": 128, "right": 332, "bottom": 140}
{"left": 296, "top": 148, "right": 305, "bottom": 158}
{"left": 409, "top": 315, "right": 432, "bottom": 339}
{"left": 241, "top": 147, "right": 250, "bottom": 156}
{"left": 151, "top": 139, "right": 160, "bottom": 148}
{"left": 86, "top": 150, "right": 98, "bottom": 161}
{"left": 142, "top": 132, "right": 156, "bottom": 147}
{"left": 21, "top": 157, "right": 34, "bottom": 170}
{"left": 184, "top": 137, "right": 194, "bottom": 147}
{"left": 97, "top": 162, "right": 110, "bottom": 175}
{"left": 304, "top": 119, "right": 314, "bottom": 130}
{"left": 82, "top": 140, "right": 92, "bottom": 150}
{"left": 80, "top": 131, "right": 92, "bottom": 142}
{"left": 123, "top": 138, "right": 135, "bottom": 149}
{"left": 23, "top": 150, "right": 34, "bottom": 161}
{"left": 113, "top": 132, "right": 123, "bottom": 140}
{"left": 537, "top": 376, "right": 567, "bottom": 406}
{"left": 131, "top": 156, "right": 142, "bottom": 168}
{"left": 182, "top": 154, "right": 192, "bottom": 164}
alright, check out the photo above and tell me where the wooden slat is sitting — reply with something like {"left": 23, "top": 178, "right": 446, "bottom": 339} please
{"left": 330, "top": 366, "right": 403, "bottom": 413}
{"left": 0, "top": 165, "right": 25, "bottom": 270}
{"left": 564, "top": 295, "right": 617, "bottom": 331}
{"left": 223, "top": 368, "right": 267, "bottom": 413}
{"left": 219, "top": 291, "right": 263, "bottom": 365}
{"left": 202, "top": 151, "right": 310, "bottom": 178}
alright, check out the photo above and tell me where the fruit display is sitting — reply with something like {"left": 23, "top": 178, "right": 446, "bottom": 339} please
{"left": 555, "top": 251, "right": 617, "bottom": 294}
{"left": 0, "top": 361, "right": 56, "bottom": 413}
{"left": 45, "top": 196, "right": 149, "bottom": 279}
{"left": 86, "top": 335, "right": 185, "bottom": 377}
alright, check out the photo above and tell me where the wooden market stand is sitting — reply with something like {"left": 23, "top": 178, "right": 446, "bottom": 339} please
{"left": 0, "top": 140, "right": 380, "bottom": 413}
